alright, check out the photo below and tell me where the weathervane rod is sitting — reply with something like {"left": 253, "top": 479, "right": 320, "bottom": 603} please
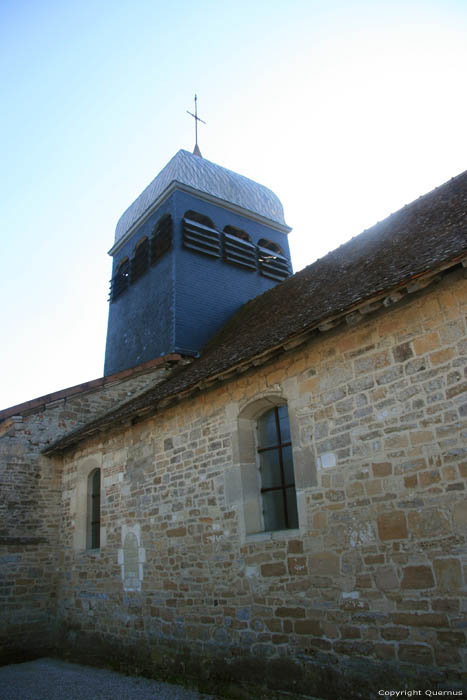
{"left": 186, "top": 94, "right": 206, "bottom": 156}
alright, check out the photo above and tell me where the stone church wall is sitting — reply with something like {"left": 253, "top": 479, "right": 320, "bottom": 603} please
{"left": 54, "top": 270, "right": 467, "bottom": 697}
{"left": 0, "top": 360, "right": 180, "bottom": 662}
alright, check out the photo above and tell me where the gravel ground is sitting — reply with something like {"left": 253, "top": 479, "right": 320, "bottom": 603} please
{"left": 0, "top": 658, "right": 216, "bottom": 700}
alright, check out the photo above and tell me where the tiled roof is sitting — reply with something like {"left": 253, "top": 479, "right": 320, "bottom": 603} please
{"left": 46, "top": 169, "right": 467, "bottom": 453}
{"left": 114, "top": 150, "right": 288, "bottom": 243}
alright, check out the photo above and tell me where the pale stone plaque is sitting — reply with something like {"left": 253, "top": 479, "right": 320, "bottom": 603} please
{"left": 118, "top": 523, "right": 145, "bottom": 591}
{"left": 123, "top": 532, "right": 139, "bottom": 590}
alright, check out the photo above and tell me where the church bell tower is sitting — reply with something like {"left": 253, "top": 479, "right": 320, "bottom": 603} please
{"left": 104, "top": 148, "right": 292, "bottom": 376}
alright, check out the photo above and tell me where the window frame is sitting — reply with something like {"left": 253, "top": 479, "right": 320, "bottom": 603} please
{"left": 257, "top": 405, "right": 298, "bottom": 531}
{"left": 226, "top": 393, "right": 315, "bottom": 542}
{"left": 87, "top": 467, "right": 101, "bottom": 550}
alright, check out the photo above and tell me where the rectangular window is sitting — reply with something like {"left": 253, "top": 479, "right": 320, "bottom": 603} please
{"left": 257, "top": 406, "right": 298, "bottom": 530}
{"left": 88, "top": 468, "right": 101, "bottom": 549}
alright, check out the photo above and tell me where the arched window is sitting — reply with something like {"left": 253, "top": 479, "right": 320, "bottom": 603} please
{"left": 151, "top": 213, "right": 173, "bottom": 265}
{"left": 111, "top": 258, "right": 130, "bottom": 301}
{"left": 131, "top": 237, "right": 149, "bottom": 283}
{"left": 257, "top": 406, "right": 298, "bottom": 531}
{"left": 87, "top": 468, "right": 101, "bottom": 549}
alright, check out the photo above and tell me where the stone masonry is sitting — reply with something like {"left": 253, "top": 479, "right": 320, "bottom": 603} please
{"left": 46, "top": 269, "right": 467, "bottom": 698}
{"left": 0, "top": 355, "right": 187, "bottom": 661}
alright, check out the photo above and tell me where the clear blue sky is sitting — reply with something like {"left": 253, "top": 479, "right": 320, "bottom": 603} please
{"left": 2, "top": 0, "right": 467, "bottom": 409}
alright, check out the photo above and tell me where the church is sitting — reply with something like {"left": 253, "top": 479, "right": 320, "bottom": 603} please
{"left": 1, "top": 140, "right": 466, "bottom": 698}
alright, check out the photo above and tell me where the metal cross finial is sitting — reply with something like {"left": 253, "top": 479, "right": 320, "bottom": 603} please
{"left": 186, "top": 94, "right": 206, "bottom": 157}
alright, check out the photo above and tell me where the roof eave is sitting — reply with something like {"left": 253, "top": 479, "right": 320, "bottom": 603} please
{"left": 42, "top": 253, "right": 466, "bottom": 457}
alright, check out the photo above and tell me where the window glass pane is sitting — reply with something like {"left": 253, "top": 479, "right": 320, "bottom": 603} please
{"left": 262, "top": 490, "right": 286, "bottom": 531}
{"left": 278, "top": 405, "right": 291, "bottom": 443}
{"left": 282, "top": 445, "right": 295, "bottom": 485}
{"left": 257, "top": 408, "right": 278, "bottom": 448}
{"left": 90, "top": 469, "right": 101, "bottom": 549}
{"left": 92, "top": 469, "right": 100, "bottom": 494}
{"left": 259, "top": 449, "right": 282, "bottom": 489}
{"left": 286, "top": 487, "right": 299, "bottom": 529}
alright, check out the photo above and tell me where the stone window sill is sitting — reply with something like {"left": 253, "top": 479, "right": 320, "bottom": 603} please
{"left": 246, "top": 528, "right": 300, "bottom": 543}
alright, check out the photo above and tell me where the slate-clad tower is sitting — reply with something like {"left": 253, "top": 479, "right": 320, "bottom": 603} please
{"left": 104, "top": 149, "right": 292, "bottom": 376}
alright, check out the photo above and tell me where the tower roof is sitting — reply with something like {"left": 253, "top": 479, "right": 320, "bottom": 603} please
{"left": 114, "top": 150, "right": 288, "bottom": 246}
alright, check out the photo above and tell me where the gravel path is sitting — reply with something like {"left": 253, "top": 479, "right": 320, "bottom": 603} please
{"left": 0, "top": 658, "right": 216, "bottom": 700}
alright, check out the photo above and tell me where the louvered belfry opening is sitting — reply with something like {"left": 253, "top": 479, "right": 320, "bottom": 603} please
{"left": 131, "top": 237, "right": 149, "bottom": 283}
{"left": 257, "top": 239, "right": 290, "bottom": 281}
{"left": 111, "top": 258, "right": 130, "bottom": 301}
{"left": 182, "top": 210, "right": 221, "bottom": 258}
{"left": 182, "top": 212, "right": 290, "bottom": 280}
{"left": 151, "top": 213, "right": 173, "bottom": 264}
{"left": 110, "top": 210, "right": 290, "bottom": 305}
{"left": 110, "top": 214, "right": 173, "bottom": 302}
{"left": 223, "top": 226, "right": 256, "bottom": 271}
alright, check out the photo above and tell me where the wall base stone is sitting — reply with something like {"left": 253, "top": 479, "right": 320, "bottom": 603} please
{"left": 54, "top": 625, "right": 465, "bottom": 700}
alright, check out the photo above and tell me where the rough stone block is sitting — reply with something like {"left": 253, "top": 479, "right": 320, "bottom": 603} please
{"left": 393, "top": 342, "right": 414, "bottom": 363}
{"left": 294, "top": 619, "right": 321, "bottom": 635}
{"left": 418, "top": 469, "right": 440, "bottom": 487}
{"left": 413, "top": 332, "right": 440, "bottom": 355}
{"left": 398, "top": 644, "right": 433, "bottom": 665}
{"left": 453, "top": 500, "right": 467, "bottom": 529}
{"left": 433, "top": 558, "right": 462, "bottom": 591}
{"left": 374, "top": 566, "right": 399, "bottom": 591}
{"left": 309, "top": 552, "right": 339, "bottom": 576}
{"left": 372, "top": 462, "right": 392, "bottom": 477}
{"left": 381, "top": 626, "right": 409, "bottom": 641}
{"left": 407, "top": 509, "right": 449, "bottom": 539}
{"left": 374, "top": 643, "right": 396, "bottom": 660}
{"left": 377, "top": 511, "right": 407, "bottom": 541}
{"left": 261, "top": 563, "right": 286, "bottom": 577}
{"left": 287, "top": 556, "right": 307, "bottom": 576}
{"left": 275, "top": 607, "right": 305, "bottom": 618}
{"left": 354, "top": 351, "right": 391, "bottom": 376}
{"left": 401, "top": 566, "right": 435, "bottom": 590}
{"left": 392, "top": 612, "right": 446, "bottom": 627}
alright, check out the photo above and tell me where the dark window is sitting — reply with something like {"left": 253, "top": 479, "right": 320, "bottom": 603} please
{"left": 88, "top": 468, "right": 101, "bottom": 549}
{"left": 257, "top": 406, "right": 298, "bottom": 531}
{"left": 111, "top": 258, "right": 130, "bottom": 301}
{"left": 183, "top": 210, "right": 221, "bottom": 258}
{"left": 151, "top": 213, "right": 173, "bottom": 265}
{"left": 131, "top": 237, "right": 149, "bottom": 283}
{"left": 257, "top": 239, "right": 290, "bottom": 282}
{"left": 223, "top": 226, "right": 257, "bottom": 270}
